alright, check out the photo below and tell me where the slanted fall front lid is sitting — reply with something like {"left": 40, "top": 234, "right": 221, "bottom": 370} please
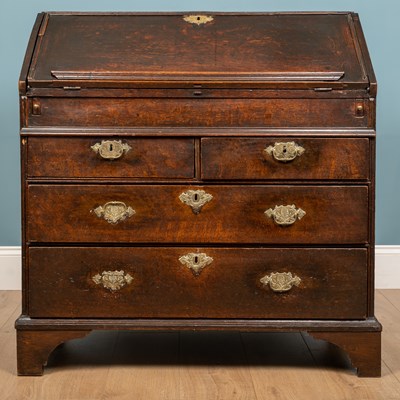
{"left": 26, "top": 12, "right": 372, "bottom": 90}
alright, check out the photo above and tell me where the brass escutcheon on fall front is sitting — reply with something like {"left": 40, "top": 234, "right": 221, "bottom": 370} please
{"left": 183, "top": 15, "right": 214, "bottom": 25}
{"left": 91, "top": 140, "right": 131, "bottom": 160}
{"left": 179, "top": 189, "right": 213, "bottom": 214}
{"left": 264, "top": 142, "right": 305, "bottom": 162}
{"left": 265, "top": 204, "right": 306, "bottom": 226}
{"left": 179, "top": 252, "right": 214, "bottom": 276}
{"left": 92, "top": 270, "right": 134, "bottom": 291}
{"left": 93, "top": 201, "right": 135, "bottom": 224}
{"left": 260, "top": 272, "right": 301, "bottom": 293}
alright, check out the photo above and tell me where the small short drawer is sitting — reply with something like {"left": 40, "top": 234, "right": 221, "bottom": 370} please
{"left": 26, "top": 184, "right": 369, "bottom": 244}
{"left": 26, "top": 137, "right": 194, "bottom": 179}
{"left": 28, "top": 247, "right": 367, "bottom": 319}
{"left": 201, "top": 137, "right": 370, "bottom": 180}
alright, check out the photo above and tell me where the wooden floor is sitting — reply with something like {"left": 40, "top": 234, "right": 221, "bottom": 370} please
{"left": 1, "top": 290, "right": 400, "bottom": 399}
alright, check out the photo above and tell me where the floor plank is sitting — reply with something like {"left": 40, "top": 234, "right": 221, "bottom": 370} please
{"left": 103, "top": 331, "right": 181, "bottom": 400}
{"left": 179, "top": 331, "right": 257, "bottom": 400}
{"left": 381, "top": 289, "right": 400, "bottom": 313}
{"left": 242, "top": 332, "right": 329, "bottom": 400}
{"left": 375, "top": 290, "right": 400, "bottom": 385}
{"left": 1, "top": 331, "right": 112, "bottom": 400}
{"left": 0, "top": 291, "right": 20, "bottom": 332}
{"left": 302, "top": 332, "right": 400, "bottom": 400}
{"left": 1, "top": 290, "right": 400, "bottom": 399}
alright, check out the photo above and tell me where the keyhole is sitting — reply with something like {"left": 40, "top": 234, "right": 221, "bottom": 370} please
{"left": 194, "top": 256, "right": 199, "bottom": 264}
{"left": 197, "top": 16, "right": 200, "bottom": 21}
{"left": 194, "top": 193, "right": 199, "bottom": 202}
{"left": 283, "top": 147, "right": 287, "bottom": 153}
{"left": 109, "top": 144, "right": 113, "bottom": 151}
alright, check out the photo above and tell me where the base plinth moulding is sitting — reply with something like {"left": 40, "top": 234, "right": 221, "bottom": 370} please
{"left": 15, "top": 316, "right": 382, "bottom": 377}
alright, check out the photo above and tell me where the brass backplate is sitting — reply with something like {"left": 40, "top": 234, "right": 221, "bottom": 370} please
{"left": 183, "top": 15, "right": 214, "bottom": 25}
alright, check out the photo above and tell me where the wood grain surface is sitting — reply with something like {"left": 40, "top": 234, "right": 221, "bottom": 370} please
{"left": 27, "top": 137, "right": 195, "bottom": 179}
{"left": 28, "top": 97, "right": 369, "bottom": 128}
{"left": 201, "top": 137, "right": 370, "bottom": 180}
{"left": 28, "top": 247, "right": 367, "bottom": 319}
{"left": 26, "top": 184, "right": 369, "bottom": 244}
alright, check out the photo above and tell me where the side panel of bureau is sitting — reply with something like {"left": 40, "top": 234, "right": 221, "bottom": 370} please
{"left": 28, "top": 247, "right": 368, "bottom": 319}
{"left": 26, "top": 184, "right": 369, "bottom": 244}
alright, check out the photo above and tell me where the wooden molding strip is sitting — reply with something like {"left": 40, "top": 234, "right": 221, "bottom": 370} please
{"left": 51, "top": 70, "right": 345, "bottom": 82}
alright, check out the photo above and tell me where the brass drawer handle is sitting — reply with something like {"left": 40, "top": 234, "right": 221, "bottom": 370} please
{"left": 265, "top": 142, "right": 305, "bottom": 162}
{"left": 93, "top": 270, "right": 133, "bottom": 291}
{"left": 179, "top": 252, "right": 214, "bottom": 276}
{"left": 91, "top": 140, "right": 131, "bottom": 160}
{"left": 179, "top": 190, "right": 213, "bottom": 214}
{"left": 265, "top": 204, "right": 306, "bottom": 226}
{"left": 93, "top": 201, "right": 135, "bottom": 224}
{"left": 260, "top": 272, "right": 301, "bottom": 293}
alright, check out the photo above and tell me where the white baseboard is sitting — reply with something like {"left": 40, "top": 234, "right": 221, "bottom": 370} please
{"left": 0, "top": 246, "right": 399, "bottom": 290}
{"left": 0, "top": 247, "right": 21, "bottom": 290}
{"left": 374, "top": 246, "right": 400, "bottom": 289}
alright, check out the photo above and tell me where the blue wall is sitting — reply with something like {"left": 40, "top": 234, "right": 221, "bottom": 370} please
{"left": 0, "top": 1, "right": 398, "bottom": 245}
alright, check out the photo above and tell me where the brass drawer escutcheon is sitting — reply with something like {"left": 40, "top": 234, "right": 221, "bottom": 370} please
{"left": 265, "top": 204, "right": 306, "bottom": 226}
{"left": 183, "top": 15, "right": 214, "bottom": 25}
{"left": 91, "top": 140, "right": 131, "bottom": 160}
{"left": 93, "top": 270, "right": 133, "bottom": 291}
{"left": 179, "top": 190, "right": 213, "bottom": 214}
{"left": 179, "top": 252, "right": 214, "bottom": 276}
{"left": 93, "top": 201, "right": 135, "bottom": 224}
{"left": 260, "top": 272, "right": 301, "bottom": 293}
{"left": 265, "top": 142, "right": 305, "bottom": 162}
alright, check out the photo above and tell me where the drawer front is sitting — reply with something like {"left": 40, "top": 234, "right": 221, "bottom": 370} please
{"left": 201, "top": 137, "right": 370, "bottom": 180}
{"left": 28, "top": 247, "right": 367, "bottom": 319}
{"left": 28, "top": 98, "right": 369, "bottom": 128}
{"left": 27, "top": 137, "right": 194, "bottom": 179}
{"left": 27, "top": 185, "right": 368, "bottom": 244}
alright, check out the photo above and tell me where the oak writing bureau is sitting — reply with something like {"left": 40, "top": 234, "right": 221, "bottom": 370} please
{"left": 17, "top": 12, "right": 381, "bottom": 376}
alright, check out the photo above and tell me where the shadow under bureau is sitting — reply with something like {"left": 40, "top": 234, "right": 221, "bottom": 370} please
{"left": 17, "top": 12, "right": 381, "bottom": 376}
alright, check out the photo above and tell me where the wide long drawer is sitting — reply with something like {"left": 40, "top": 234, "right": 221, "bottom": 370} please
{"left": 26, "top": 137, "right": 195, "bottom": 179}
{"left": 201, "top": 137, "right": 370, "bottom": 180}
{"left": 28, "top": 247, "right": 368, "bottom": 319}
{"left": 27, "top": 98, "right": 369, "bottom": 128}
{"left": 26, "top": 185, "right": 369, "bottom": 244}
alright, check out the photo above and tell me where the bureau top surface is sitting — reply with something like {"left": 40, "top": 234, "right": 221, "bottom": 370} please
{"left": 22, "top": 12, "right": 374, "bottom": 91}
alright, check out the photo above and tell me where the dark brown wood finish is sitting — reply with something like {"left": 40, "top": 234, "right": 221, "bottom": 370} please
{"left": 17, "top": 330, "right": 90, "bottom": 376}
{"left": 27, "top": 13, "right": 367, "bottom": 89}
{"left": 310, "top": 331, "right": 381, "bottom": 377}
{"left": 17, "top": 12, "right": 380, "bottom": 376}
{"left": 28, "top": 98, "right": 370, "bottom": 128}
{"left": 28, "top": 247, "right": 368, "bottom": 319}
{"left": 26, "top": 184, "right": 369, "bottom": 244}
{"left": 201, "top": 137, "right": 370, "bottom": 180}
{"left": 27, "top": 137, "right": 195, "bottom": 179}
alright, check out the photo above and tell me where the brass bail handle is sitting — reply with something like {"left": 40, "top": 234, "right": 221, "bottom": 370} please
{"left": 92, "top": 201, "right": 135, "bottom": 224}
{"left": 260, "top": 272, "right": 301, "bottom": 293}
{"left": 265, "top": 205, "right": 306, "bottom": 226}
